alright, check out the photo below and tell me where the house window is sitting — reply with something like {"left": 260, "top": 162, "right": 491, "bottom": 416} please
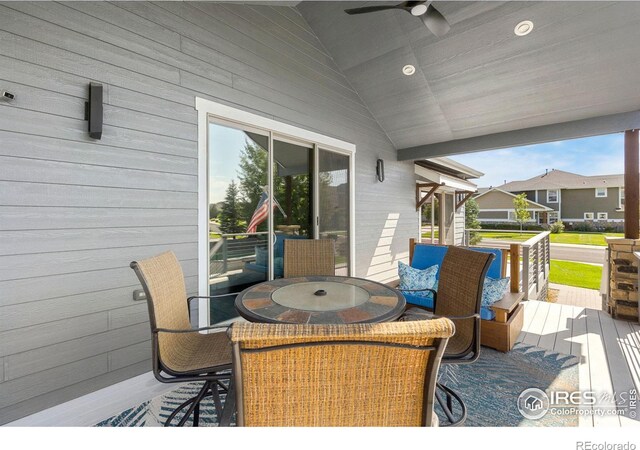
{"left": 595, "top": 187, "right": 607, "bottom": 198}
{"left": 584, "top": 212, "right": 594, "bottom": 220}
{"left": 548, "top": 212, "right": 559, "bottom": 224}
{"left": 508, "top": 211, "right": 515, "bottom": 221}
{"left": 597, "top": 212, "right": 608, "bottom": 220}
{"left": 620, "top": 187, "right": 625, "bottom": 208}
{"left": 547, "top": 189, "right": 559, "bottom": 203}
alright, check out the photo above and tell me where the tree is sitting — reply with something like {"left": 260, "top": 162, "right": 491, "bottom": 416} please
{"left": 465, "top": 197, "right": 482, "bottom": 244}
{"left": 237, "top": 140, "right": 313, "bottom": 235}
{"left": 209, "top": 203, "right": 219, "bottom": 220}
{"left": 513, "top": 193, "right": 531, "bottom": 234}
{"left": 219, "top": 180, "right": 243, "bottom": 235}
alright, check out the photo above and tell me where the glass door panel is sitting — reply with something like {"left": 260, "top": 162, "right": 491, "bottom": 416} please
{"left": 208, "top": 121, "right": 269, "bottom": 323}
{"left": 318, "top": 149, "right": 350, "bottom": 276}
{"left": 272, "top": 138, "right": 314, "bottom": 278}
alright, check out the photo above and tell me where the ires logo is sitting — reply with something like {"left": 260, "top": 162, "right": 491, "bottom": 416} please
{"left": 549, "top": 391, "right": 597, "bottom": 405}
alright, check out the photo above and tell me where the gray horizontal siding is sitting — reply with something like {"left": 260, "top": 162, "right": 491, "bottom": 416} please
{"left": 0, "top": 1, "right": 416, "bottom": 424}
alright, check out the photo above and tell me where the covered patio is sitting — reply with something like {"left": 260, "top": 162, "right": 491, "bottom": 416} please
{"left": 2, "top": 0, "right": 640, "bottom": 432}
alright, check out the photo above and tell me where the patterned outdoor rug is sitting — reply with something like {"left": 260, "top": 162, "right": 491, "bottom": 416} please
{"left": 438, "top": 343, "right": 579, "bottom": 427}
{"left": 96, "top": 343, "right": 578, "bottom": 427}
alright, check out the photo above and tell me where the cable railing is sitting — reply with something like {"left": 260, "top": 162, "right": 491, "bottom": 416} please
{"left": 464, "top": 228, "right": 551, "bottom": 300}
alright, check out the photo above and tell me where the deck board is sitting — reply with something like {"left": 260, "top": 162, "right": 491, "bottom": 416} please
{"left": 515, "top": 301, "right": 640, "bottom": 427}
{"left": 585, "top": 309, "right": 619, "bottom": 426}
{"left": 598, "top": 311, "right": 638, "bottom": 423}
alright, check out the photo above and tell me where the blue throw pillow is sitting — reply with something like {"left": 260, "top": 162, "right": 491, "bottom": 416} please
{"left": 398, "top": 261, "right": 438, "bottom": 298}
{"left": 481, "top": 277, "right": 510, "bottom": 307}
{"left": 255, "top": 246, "right": 268, "bottom": 267}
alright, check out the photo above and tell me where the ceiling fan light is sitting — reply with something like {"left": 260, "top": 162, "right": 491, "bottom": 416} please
{"left": 514, "top": 20, "right": 534, "bottom": 36}
{"left": 411, "top": 4, "right": 428, "bottom": 16}
{"left": 402, "top": 65, "right": 416, "bottom": 76}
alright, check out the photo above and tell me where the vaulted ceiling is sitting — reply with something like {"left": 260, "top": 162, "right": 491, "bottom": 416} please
{"left": 297, "top": 1, "right": 640, "bottom": 158}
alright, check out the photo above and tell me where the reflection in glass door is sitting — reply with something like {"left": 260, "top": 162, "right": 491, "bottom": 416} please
{"left": 318, "top": 149, "right": 350, "bottom": 276}
{"left": 272, "top": 138, "right": 314, "bottom": 278}
{"left": 208, "top": 121, "right": 270, "bottom": 323}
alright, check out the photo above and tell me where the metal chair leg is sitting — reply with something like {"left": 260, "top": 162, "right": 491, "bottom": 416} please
{"left": 164, "top": 382, "right": 210, "bottom": 427}
{"left": 435, "top": 382, "right": 467, "bottom": 427}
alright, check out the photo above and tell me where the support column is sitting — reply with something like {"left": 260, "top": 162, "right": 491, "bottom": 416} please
{"left": 625, "top": 129, "right": 639, "bottom": 239}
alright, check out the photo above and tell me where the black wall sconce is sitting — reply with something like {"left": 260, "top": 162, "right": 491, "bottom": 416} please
{"left": 376, "top": 158, "right": 385, "bottom": 182}
{"left": 85, "top": 82, "right": 103, "bottom": 140}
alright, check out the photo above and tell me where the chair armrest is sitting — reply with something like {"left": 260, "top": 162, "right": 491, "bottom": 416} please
{"left": 187, "top": 293, "right": 240, "bottom": 305}
{"left": 154, "top": 325, "right": 230, "bottom": 335}
{"left": 397, "top": 288, "right": 438, "bottom": 310}
{"left": 186, "top": 293, "right": 240, "bottom": 320}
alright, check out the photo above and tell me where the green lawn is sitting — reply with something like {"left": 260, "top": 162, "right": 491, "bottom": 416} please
{"left": 477, "top": 231, "right": 531, "bottom": 242}
{"left": 549, "top": 232, "right": 623, "bottom": 246}
{"left": 549, "top": 260, "right": 602, "bottom": 290}
{"left": 478, "top": 231, "right": 623, "bottom": 246}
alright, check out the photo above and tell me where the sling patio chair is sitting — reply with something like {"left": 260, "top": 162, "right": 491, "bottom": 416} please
{"left": 228, "top": 318, "right": 455, "bottom": 426}
{"left": 282, "top": 238, "right": 336, "bottom": 278}
{"left": 401, "top": 245, "right": 494, "bottom": 426}
{"left": 130, "top": 251, "right": 237, "bottom": 427}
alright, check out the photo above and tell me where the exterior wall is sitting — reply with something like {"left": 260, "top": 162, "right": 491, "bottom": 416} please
{"left": 561, "top": 187, "right": 624, "bottom": 221}
{"left": 534, "top": 189, "right": 560, "bottom": 212}
{"left": 479, "top": 211, "right": 509, "bottom": 220}
{"left": 454, "top": 203, "right": 465, "bottom": 245}
{"left": 0, "top": 2, "right": 417, "bottom": 423}
{"left": 475, "top": 190, "right": 517, "bottom": 209}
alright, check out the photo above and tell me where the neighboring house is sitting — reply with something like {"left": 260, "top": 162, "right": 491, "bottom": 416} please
{"left": 474, "top": 188, "right": 552, "bottom": 225}
{"left": 416, "top": 158, "right": 483, "bottom": 245}
{"left": 478, "top": 169, "right": 625, "bottom": 226}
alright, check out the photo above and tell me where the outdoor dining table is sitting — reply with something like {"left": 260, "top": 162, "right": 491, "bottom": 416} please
{"left": 234, "top": 275, "right": 406, "bottom": 324}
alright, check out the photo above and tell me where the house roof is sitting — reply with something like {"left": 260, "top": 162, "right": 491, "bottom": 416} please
{"left": 474, "top": 188, "right": 552, "bottom": 211}
{"left": 497, "top": 169, "right": 624, "bottom": 191}
{"left": 417, "top": 157, "right": 484, "bottom": 180}
{"left": 298, "top": 2, "right": 640, "bottom": 159}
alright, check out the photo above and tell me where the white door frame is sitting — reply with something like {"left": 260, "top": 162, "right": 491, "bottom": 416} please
{"left": 195, "top": 98, "right": 356, "bottom": 327}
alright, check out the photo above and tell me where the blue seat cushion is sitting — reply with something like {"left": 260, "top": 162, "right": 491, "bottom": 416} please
{"left": 481, "top": 277, "right": 510, "bottom": 307}
{"left": 480, "top": 307, "right": 496, "bottom": 321}
{"left": 398, "top": 261, "right": 438, "bottom": 298}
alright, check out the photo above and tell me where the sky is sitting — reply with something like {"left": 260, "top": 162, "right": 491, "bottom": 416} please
{"left": 449, "top": 133, "right": 625, "bottom": 188}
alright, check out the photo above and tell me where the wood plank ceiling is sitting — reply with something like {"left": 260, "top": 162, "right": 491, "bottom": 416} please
{"left": 297, "top": 1, "right": 640, "bottom": 155}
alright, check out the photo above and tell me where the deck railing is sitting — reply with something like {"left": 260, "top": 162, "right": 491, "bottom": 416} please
{"left": 210, "top": 232, "right": 269, "bottom": 276}
{"left": 521, "top": 231, "right": 551, "bottom": 300}
{"left": 464, "top": 229, "right": 551, "bottom": 300}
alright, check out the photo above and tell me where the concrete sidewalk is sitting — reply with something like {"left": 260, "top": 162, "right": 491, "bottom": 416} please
{"left": 548, "top": 282, "right": 603, "bottom": 310}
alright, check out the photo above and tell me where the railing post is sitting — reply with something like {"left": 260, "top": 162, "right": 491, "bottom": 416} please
{"left": 222, "top": 235, "right": 228, "bottom": 273}
{"left": 522, "top": 245, "right": 530, "bottom": 300}
{"left": 510, "top": 244, "right": 520, "bottom": 293}
{"left": 465, "top": 230, "right": 470, "bottom": 246}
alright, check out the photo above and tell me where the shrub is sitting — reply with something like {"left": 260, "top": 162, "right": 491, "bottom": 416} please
{"left": 571, "top": 222, "right": 594, "bottom": 232}
{"left": 549, "top": 221, "right": 565, "bottom": 234}
{"left": 480, "top": 223, "right": 544, "bottom": 231}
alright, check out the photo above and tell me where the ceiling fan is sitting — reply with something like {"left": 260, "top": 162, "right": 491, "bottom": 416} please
{"left": 345, "top": 1, "right": 451, "bottom": 37}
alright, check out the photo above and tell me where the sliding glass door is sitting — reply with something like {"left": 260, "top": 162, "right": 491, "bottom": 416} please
{"left": 204, "top": 110, "right": 353, "bottom": 324}
{"left": 318, "top": 149, "right": 350, "bottom": 276}
{"left": 272, "top": 138, "right": 314, "bottom": 278}
{"left": 208, "top": 121, "right": 270, "bottom": 323}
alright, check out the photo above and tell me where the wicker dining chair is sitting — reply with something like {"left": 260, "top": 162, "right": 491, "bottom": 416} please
{"left": 283, "top": 238, "right": 335, "bottom": 277}
{"left": 228, "top": 318, "right": 455, "bottom": 427}
{"left": 401, "top": 245, "right": 494, "bottom": 426}
{"left": 130, "top": 251, "right": 236, "bottom": 427}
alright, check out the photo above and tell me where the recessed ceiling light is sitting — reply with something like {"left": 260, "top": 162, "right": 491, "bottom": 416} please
{"left": 411, "top": 4, "right": 428, "bottom": 16}
{"left": 514, "top": 20, "right": 534, "bottom": 36}
{"left": 402, "top": 64, "right": 416, "bottom": 76}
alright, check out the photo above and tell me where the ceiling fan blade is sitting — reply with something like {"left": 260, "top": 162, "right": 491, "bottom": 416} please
{"left": 421, "top": 4, "right": 450, "bottom": 37}
{"left": 344, "top": 5, "right": 404, "bottom": 15}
